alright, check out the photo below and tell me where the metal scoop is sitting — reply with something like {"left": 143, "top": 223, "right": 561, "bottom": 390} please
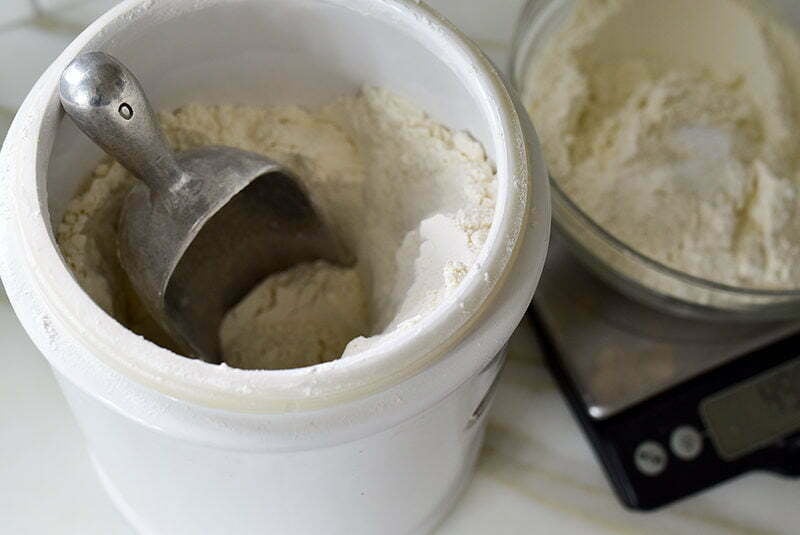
{"left": 59, "top": 52, "right": 350, "bottom": 363}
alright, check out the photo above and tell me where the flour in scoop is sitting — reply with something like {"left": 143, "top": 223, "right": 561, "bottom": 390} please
{"left": 58, "top": 88, "right": 496, "bottom": 370}
{"left": 526, "top": 0, "right": 800, "bottom": 290}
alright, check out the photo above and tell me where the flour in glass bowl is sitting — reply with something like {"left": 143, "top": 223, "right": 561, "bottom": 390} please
{"left": 526, "top": 0, "right": 800, "bottom": 292}
{"left": 57, "top": 87, "right": 497, "bottom": 370}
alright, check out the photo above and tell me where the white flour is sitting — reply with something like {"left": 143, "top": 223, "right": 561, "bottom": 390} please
{"left": 58, "top": 88, "right": 496, "bottom": 370}
{"left": 220, "top": 261, "right": 368, "bottom": 370}
{"left": 526, "top": 0, "right": 800, "bottom": 290}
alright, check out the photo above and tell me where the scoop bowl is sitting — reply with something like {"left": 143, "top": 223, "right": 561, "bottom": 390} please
{"left": 60, "top": 52, "right": 349, "bottom": 362}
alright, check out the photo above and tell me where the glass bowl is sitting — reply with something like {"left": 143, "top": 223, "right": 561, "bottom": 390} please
{"left": 511, "top": 0, "right": 800, "bottom": 321}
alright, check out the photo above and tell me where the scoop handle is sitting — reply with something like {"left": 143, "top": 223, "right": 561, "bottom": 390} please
{"left": 59, "top": 51, "right": 181, "bottom": 193}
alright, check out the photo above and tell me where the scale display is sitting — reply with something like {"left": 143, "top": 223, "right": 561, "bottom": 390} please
{"left": 702, "top": 358, "right": 800, "bottom": 461}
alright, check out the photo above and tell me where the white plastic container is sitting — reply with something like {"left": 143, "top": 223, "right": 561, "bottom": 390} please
{"left": 0, "top": 1, "right": 550, "bottom": 533}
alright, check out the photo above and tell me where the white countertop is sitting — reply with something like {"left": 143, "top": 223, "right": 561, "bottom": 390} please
{"left": 1, "top": 1, "right": 797, "bottom": 533}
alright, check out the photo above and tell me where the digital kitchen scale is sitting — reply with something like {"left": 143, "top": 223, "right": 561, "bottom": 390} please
{"left": 531, "top": 230, "right": 800, "bottom": 511}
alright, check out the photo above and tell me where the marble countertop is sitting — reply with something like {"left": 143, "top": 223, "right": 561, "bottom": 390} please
{"left": 1, "top": 1, "right": 797, "bottom": 533}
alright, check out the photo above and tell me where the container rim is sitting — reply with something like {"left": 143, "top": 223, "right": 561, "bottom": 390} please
{"left": 0, "top": 0, "right": 548, "bottom": 413}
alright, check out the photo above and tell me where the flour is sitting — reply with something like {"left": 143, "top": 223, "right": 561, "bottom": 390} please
{"left": 526, "top": 0, "right": 800, "bottom": 290}
{"left": 220, "top": 261, "right": 368, "bottom": 370}
{"left": 57, "top": 88, "right": 496, "bottom": 370}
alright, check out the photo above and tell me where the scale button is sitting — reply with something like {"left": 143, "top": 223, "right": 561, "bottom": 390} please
{"left": 634, "top": 441, "right": 668, "bottom": 476}
{"left": 670, "top": 426, "right": 704, "bottom": 461}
